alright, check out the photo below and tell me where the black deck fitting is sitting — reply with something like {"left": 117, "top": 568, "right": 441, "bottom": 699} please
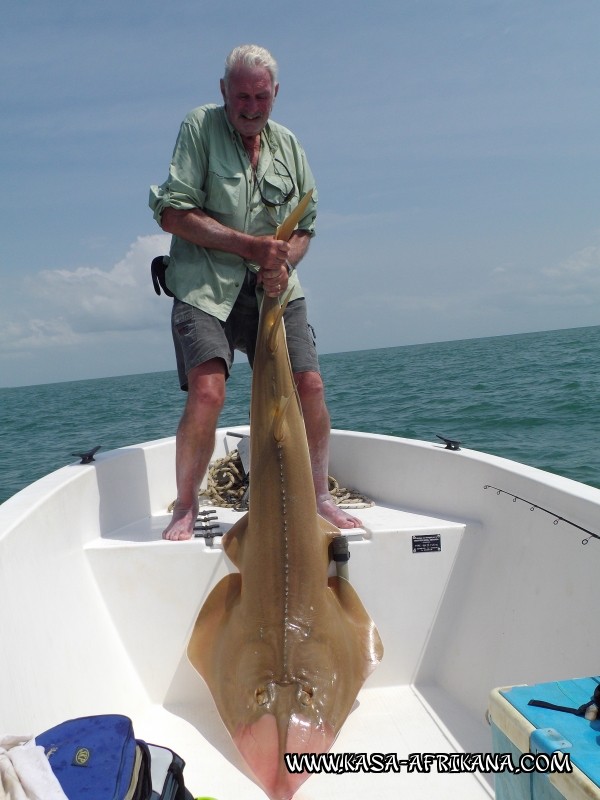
{"left": 436, "top": 434, "right": 461, "bottom": 451}
{"left": 72, "top": 446, "right": 101, "bottom": 464}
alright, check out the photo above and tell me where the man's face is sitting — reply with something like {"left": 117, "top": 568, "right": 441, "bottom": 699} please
{"left": 220, "top": 66, "right": 279, "bottom": 139}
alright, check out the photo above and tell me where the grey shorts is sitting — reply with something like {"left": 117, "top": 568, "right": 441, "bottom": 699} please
{"left": 171, "top": 283, "right": 320, "bottom": 391}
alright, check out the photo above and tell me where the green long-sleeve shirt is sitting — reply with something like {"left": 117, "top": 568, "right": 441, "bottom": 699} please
{"left": 149, "top": 104, "right": 317, "bottom": 320}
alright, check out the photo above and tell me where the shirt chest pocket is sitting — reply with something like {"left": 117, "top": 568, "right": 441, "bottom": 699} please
{"left": 260, "top": 172, "right": 294, "bottom": 208}
{"left": 205, "top": 163, "right": 242, "bottom": 216}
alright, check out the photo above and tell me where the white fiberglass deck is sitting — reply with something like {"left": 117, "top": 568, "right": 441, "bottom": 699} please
{"left": 4, "top": 429, "right": 600, "bottom": 799}
{"left": 87, "top": 501, "right": 492, "bottom": 799}
{"left": 132, "top": 685, "right": 492, "bottom": 799}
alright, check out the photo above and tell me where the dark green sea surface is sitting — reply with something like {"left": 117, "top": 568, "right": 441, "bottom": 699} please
{"left": 2, "top": 325, "right": 599, "bottom": 504}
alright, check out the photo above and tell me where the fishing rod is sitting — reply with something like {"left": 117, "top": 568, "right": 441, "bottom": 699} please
{"left": 483, "top": 484, "right": 600, "bottom": 545}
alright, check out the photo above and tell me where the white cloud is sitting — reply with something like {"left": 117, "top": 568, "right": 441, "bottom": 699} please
{"left": 308, "top": 230, "right": 600, "bottom": 355}
{"left": 0, "top": 318, "right": 77, "bottom": 353}
{"left": 509, "top": 242, "right": 600, "bottom": 312}
{"left": 542, "top": 244, "right": 600, "bottom": 280}
{"left": 0, "top": 234, "right": 171, "bottom": 353}
{"left": 460, "top": 239, "right": 600, "bottom": 311}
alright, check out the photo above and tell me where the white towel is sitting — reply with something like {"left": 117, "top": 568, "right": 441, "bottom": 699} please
{"left": 0, "top": 736, "right": 67, "bottom": 800}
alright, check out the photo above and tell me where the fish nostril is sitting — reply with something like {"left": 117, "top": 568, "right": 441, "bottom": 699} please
{"left": 298, "top": 687, "right": 314, "bottom": 706}
{"left": 256, "top": 688, "right": 269, "bottom": 706}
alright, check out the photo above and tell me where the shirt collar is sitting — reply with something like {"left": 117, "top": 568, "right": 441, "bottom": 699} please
{"left": 221, "top": 105, "right": 277, "bottom": 153}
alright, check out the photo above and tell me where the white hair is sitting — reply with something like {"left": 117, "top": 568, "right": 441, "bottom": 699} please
{"left": 223, "top": 45, "right": 278, "bottom": 88}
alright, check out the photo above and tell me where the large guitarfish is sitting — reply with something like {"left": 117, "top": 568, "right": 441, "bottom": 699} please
{"left": 188, "top": 205, "right": 382, "bottom": 800}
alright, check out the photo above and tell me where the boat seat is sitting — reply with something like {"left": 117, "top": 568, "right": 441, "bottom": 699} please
{"left": 84, "top": 502, "right": 466, "bottom": 701}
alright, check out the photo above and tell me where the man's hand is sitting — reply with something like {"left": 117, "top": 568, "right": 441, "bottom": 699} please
{"left": 250, "top": 235, "right": 291, "bottom": 297}
{"left": 257, "top": 263, "right": 289, "bottom": 297}
{"left": 249, "top": 235, "right": 290, "bottom": 270}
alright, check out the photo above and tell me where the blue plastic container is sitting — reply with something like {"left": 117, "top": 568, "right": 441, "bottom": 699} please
{"left": 489, "top": 676, "right": 600, "bottom": 800}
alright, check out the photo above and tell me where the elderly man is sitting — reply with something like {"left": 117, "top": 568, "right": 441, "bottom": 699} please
{"left": 150, "top": 44, "right": 360, "bottom": 540}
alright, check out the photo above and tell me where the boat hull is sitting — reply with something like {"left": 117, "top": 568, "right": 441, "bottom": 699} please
{"left": 2, "top": 429, "right": 600, "bottom": 798}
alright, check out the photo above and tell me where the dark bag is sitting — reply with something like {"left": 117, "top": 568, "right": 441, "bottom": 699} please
{"left": 142, "top": 742, "right": 193, "bottom": 800}
{"left": 151, "top": 256, "right": 174, "bottom": 298}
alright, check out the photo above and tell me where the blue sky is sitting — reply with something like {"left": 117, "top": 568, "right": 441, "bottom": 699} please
{"left": 1, "top": 0, "right": 599, "bottom": 387}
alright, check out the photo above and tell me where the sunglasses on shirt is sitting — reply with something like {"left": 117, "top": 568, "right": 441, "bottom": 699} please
{"left": 256, "top": 158, "right": 296, "bottom": 208}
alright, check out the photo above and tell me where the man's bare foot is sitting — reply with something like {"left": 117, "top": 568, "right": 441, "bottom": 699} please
{"left": 162, "top": 501, "right": 198, "bottom": 541}
{"left": 317, "top": 494, "right": 363, "bottom": 529}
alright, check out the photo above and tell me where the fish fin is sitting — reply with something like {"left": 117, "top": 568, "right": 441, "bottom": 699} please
{"left": 273, "top": 393, "right": 294, "bottom": 442}
{"left": 318, "top": 515, "right": 342, "bottom": 560}
{"left": 221, "top": 513, "right": 248, "bottom": 568}
{"left": 328, "top": 575, "right": 384, "bottom": 677}
{"left": 267, "top": 293, "right": 292, "bottom": 354}
{"left": 187, "top": 573, "right": 242, "bottom": 684}
{"left": 318, "top": 514, "right": 342, "bottom": 538}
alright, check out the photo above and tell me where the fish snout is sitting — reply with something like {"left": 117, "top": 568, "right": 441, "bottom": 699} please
{"left": 235, "top": 682, "right": 335, "bottom": 800}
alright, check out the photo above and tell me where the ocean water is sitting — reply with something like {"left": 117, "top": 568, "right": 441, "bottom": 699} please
{"left": 2, "top": 325, "right": 600, "bottom": 504}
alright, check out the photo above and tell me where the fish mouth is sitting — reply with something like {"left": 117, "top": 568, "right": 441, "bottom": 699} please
{"left": 234, "top": 711, "right": 335, "bottom": 800}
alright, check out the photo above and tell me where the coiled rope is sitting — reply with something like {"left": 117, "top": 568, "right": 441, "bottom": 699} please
{"left": 168, "top": 449, "right": 374, "bottom": 511}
